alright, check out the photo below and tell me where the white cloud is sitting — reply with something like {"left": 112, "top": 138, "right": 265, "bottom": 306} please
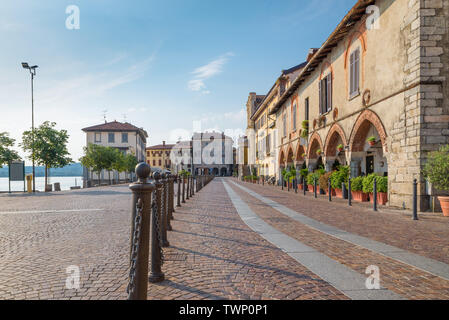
{"left": 188, "top": 52, "right": 234, "bottom": 94}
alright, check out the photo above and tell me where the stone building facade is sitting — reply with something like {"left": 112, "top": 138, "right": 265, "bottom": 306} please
{"left": 146, "top": 141, "right": 174, "bottom": 171}
{"left": 245, "top": 0, "right": 449, "bottom": 211}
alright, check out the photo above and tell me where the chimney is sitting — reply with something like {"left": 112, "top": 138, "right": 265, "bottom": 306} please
{"left": 163, "top": 141, "right": 166, "bottom": 146}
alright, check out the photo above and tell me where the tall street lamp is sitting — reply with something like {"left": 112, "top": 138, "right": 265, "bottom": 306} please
{"left": 22, "top": 62, "right": 38, "bottom": 193}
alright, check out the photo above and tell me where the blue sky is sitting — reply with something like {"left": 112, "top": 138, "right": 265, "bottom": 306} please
{"left": 0, "top": 0, "right": 356, "bottom": 163}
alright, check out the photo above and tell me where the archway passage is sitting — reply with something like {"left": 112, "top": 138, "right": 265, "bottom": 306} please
{"left": 220, "top": 167, "right": 227, "bottom": 176}
{"left": 287, "top": 146, "right": 294, "bottom": 169}
{"left": 307, "top": 133, "right": 324, "bottom": 160}
{"left": 349, "top": 110, "right": 388, "bottom": 177}
{"left": 279, "top": 149, "right": 286, "bottom": 167}
{"left": 325, "top": 124, "right": 348, "bottom": 169}
{"left": 295, "top": 144, "right": 306, "bottom": 163}
{"left": 213, "top": 168, "right": 219, "bottom": 176}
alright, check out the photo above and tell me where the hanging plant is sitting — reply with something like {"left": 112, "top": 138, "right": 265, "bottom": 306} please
{"left": 302, "top": 152, "right": 307, "bottom": 159}
{"left": 337, "top": 144, "right": 344, "bottom": 152}
{"left": 316, "top": 149, "right": 322, "bottom": 156}
{"left": 367, "top": 136, "right": 376, "bottom": 146}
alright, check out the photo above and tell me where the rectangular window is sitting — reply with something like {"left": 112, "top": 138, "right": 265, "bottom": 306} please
{"left": 283, "top": 113, "right": 287, "bottom": 137}
{"left": 108, "top": 133, "right": 115, "bottom": 143}
{"left": 153, "top": 160, "right": 156, "bottom": 166}
{"left": 292, "top": 103, "right": 297, "bottom": 131}
{"left": 94, "top": 133, "right": 101, "bottom": 143}
{"left": 122, "top": 133, "right": 128, "bottom": 143}
{"left": 305, "top": 98, "right": 309, "bottom": 121}
{"left": 266, "top": 134, "right": 271, "bottom": 153}
{"left": 319, "top": 74, "right": 332, "bottom": 114}
{"left": 159, "top": 159, "right": 162, "bottom": 166}
{"left": 350, "top": 49, "right": 360, "bottom": 97}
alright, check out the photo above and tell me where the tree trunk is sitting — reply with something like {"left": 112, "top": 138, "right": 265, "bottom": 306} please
{"left": 45, "top": 165, "right": 48, "bottom": 189}
{"left": 108, "top": 171, "right": 111, "bottom": 185}
{"left": 98, "top": 171, "right": 101, "bottom": 186}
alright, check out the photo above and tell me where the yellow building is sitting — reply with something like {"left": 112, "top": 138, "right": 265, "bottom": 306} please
{"left": 146, "top": 141, "right": 174, "bottom": 171}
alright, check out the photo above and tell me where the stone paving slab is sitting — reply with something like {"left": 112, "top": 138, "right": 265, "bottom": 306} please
{"left": 228, "top": 179, "right": 449, "bottom": 300}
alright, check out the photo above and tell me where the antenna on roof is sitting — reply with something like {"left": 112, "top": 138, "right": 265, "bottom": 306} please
{"left": 102, "top": 109, "right": 108, "bottom": 123}
{"left": 123, "top": 114, "right": 127, "bottom": 123}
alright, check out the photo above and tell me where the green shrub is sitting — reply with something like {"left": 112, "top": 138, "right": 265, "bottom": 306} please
{"left": 423, "top": 145, "right": 449, "bottom": 192}
{"left": 300, "top": 169, "right": 309, "bottom": 178}
{"left": 350, "top": 176, "right": 364, "bottom": 191}
{"left": 331, "top": 166, "right": 349, "bottom": 189}
{"left": 377, "top": 176, "right": 388, "bottom": 193}
{"left": 363, "top": 174, "right": 389, "bottom": 193}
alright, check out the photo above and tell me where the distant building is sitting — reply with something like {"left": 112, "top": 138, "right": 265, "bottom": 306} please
{"left": 146, "top": 141, "right": 174, "bottom": 171}
{"left": 81, "top": 120, "right": 148, "bottom": 184}
{"left": 192, "top": 131, "right": 234, "bottom": 176}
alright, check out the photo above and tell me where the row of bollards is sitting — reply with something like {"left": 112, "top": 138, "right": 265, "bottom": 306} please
{"left": 247, "top": 172, "right": 420, "bottom": 221}
{"left": 127, "top": 163, "right": 214, "bottom": 300}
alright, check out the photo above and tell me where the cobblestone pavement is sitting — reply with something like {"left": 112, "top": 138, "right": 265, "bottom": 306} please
{"left": 226, "top": 181, "right": 449, "bottom": 300}
{"left": 0, "top": 178, "right": 447, "bottom": 300}
{"left": 231, "top": 179, "right": 449, "bottom": 265}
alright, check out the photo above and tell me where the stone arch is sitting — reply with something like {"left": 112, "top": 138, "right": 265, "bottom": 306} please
{"left": 286, "top": 144, "right": 294, "bottom": 166}
{"left": 279, "top": 148, "right": 286, "bottom": 166}
{"left": 307, "top": 132, "right": 324, "bottom": 160}
{"left": 295, "top": 143, "right": 306, "bottom": 163}
{"left": 324, "top": 123, "right": 348, "bottom": 157}
{"left": 349, "top": 109, "right": 388, "bottom": 152}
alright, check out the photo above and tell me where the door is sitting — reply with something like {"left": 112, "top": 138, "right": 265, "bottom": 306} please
{"left": 366, "top": 156, "right": 374, "bottom": 175}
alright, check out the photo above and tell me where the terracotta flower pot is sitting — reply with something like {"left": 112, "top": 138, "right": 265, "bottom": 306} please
{"left": 352, "top": 190, "right": 369, "bottom": 202}
{"left": 438, "top": 196, "right": 449, "bottom": 217}
{"left": 299, "top": 184, "right": 304, "bottom": 190}
{"left": 368, "top": 141, "right": 376, "bottom": 146}
{"left": 308, "top": 185, "right": 315, "bottom": 193}
{"left": 337, "top": 147, "right": 344, "bottom": 153}
{"left": 370, "top": 192, "right": 388, "bottom": 205}
{"left": 335, "top": 188, "right": 343, "bottom": 199}
{"left": 325, "top": 188, "right": 337, "bottom": 196}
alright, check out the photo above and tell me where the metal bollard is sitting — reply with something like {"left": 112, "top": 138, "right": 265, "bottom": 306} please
{"left": 176, "top": 175, "right": 181, "bottom": 207}
{"left": 314, "top": 177, "right": 317, "bottom": 199}
{"left": 155, "top": 173, "right": 170, "bottom": 248}
{"left": 148, "top": 174, "right": 164, "bottom": 284}
{"left": 328, "top": 178, "right": 332, "bottom": 202}
{"left": 167, "top": 174, "right": 173, "bottom": 230}
{"left": 303, "top": 178, "right": 306, "bottom": 196}
{"left": 186, "top": 175, "right": 190, "bottom": 200}
{"left": 373, "top": 178, "right": 378, "bottom": 212}
{"left": 413, "top": 179, "right": 418, "bottom": 220}
{"left": 288, "top": 177, "right": 290, "bottom": 192}
{"left": 348, "top": 178, "right": 352, "bottom": 207}
{"left": 127, "top": 163, "right": 154, "bottom": 300}
{"left": 191, "top": 176, "right": 194, "bottom": 197}
{"left": 281, "top": 175, "right": 284, "bottom": 191}
{"left": 295, "top": 178, "right": 298, "bottom": 194}
{"left": 182, "top": 175, "right": 186, "bottom": 203}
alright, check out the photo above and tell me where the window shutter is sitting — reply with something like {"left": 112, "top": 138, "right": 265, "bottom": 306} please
{"left": 319, "top": 80, "right": 322, "bottom": 114}
{"left": 350, "top": 52, "right": 354, "bottom": 95}
{"left": 354, "top": 49, "right": 360, "bottom": 93}
{"left": 327, "top": 74, "right": 332, "bottom": 112}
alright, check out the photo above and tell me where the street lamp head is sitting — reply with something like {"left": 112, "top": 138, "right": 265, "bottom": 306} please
{"left": 22, "top": 62, "right": 30, "bottom": 69}
{"left": 30, "top": 65, "right": 38, "bottom": 70}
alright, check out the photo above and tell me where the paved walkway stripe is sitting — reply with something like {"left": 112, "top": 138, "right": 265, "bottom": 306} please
{"left": 222, "top": 180, "right": 402, "bottom": 300}
{"left": 229, "top": 180, "right": 449, "bottom": 282}
{"left": 0, "top": 209, "right": 103, "bottom": 215}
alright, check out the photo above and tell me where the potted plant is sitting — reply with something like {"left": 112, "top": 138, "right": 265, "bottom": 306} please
{"left": 367, "top": 136, "right": 376, "bottom": 146}
{"left": 299, "top": 168, "right": 309, "bottom": 190}
{"left": 424, "top": 145, "right": 449, "bottom": 217}
{"left": 319, "top": 171, "right": 335, "bottom": 196}
{"left": 363, "top": 174, "right": 388, "bottom": 205}
{"left": 337, "top": 144, "right": 344, "bottom": 153}
{"left": 349, "top": 176, "right": 368, "bottom": 202}
{"left": 331, "top": 166, "right": 349, "bottom": 198}
{"left": 306, "top": 173, "right": 316, "bottom": 193}
{"left": 316, "top": 149, "right": 322, "bottom": 156}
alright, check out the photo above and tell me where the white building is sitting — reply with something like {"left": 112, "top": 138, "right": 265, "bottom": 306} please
{"left": 82, "top": 121, "right": 148, "bottom": 184}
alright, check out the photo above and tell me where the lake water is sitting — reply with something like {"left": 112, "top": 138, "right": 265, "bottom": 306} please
{"left": 0, "top": 176, "right": 83, "bottom": 192}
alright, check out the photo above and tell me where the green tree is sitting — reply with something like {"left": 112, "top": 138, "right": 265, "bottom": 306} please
{"left": 124, "top": 153, "right": 138, "bottom": 182}
{"left": 111, "top": 149, "right": 126, "bottom": 183}
{"left": 21, "top": 122, "right": 72, "bottom": 187}
{"left": 0, "top": 132, "right": 21, "bottom": 168}
{"left": 424, "top": 145, "right": 449, "bottom": 192}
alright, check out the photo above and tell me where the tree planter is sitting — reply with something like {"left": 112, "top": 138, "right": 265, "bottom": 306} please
{"left": 352, "top": 191, "right": 369, "bottom": 202}
{"left": 335, "top": 188, "right": 343, "bottom": 198}
{"left": 308, "top": 185, "right": 315, "bottom": 193}
{"left": 326, "top": 188, "right": 337, "bottom": 197}
{"left": 439, "top": 196, "right": 449, "bottom": 217}
{"left": 299, "top": 184, "right": 304, "bottom": 191}
{"left": 370, "top": 192, "right": 388, "bottom": 205}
